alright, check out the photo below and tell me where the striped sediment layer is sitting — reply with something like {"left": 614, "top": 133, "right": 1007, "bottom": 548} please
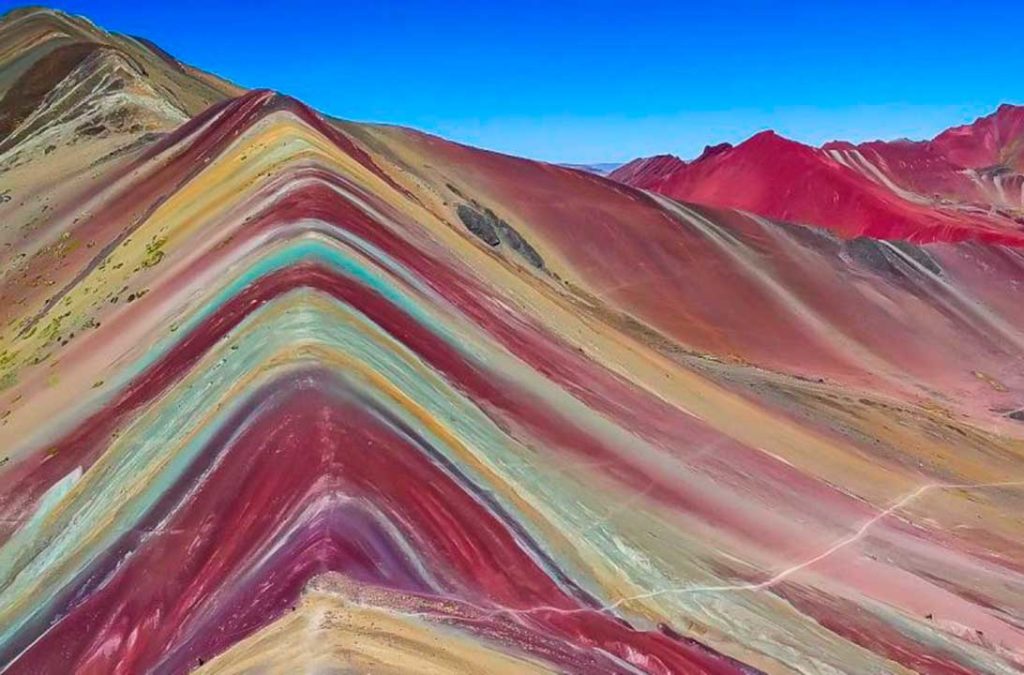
{"left": 2, "top": 10, "right": 1024, "bottom": 674}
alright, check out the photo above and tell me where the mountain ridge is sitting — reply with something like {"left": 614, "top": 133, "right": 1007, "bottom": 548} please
{"left": 611, "top": 104, "right": 1024, "bottom": 245}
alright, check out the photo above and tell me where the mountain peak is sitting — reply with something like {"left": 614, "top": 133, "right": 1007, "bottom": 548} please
{"left": 728, "top": 129, "right": 814, "bottom": 158}
{"left": 0, "top": 4, "right": 241, "bottom": 154}
{"left": 930, "top": 102, "right": 1024, "bottom": 170}
{"left": 700, "top": 129, "right": 819, "bottom": 169}
{"left": 607, "top": 153, "right": 686, "bottom": 187}
{"left": 695, "top": 141, "right": 733, "bottom": 161}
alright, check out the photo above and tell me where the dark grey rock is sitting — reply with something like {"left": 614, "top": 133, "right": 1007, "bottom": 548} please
{"left": 456, "top": 203, "right": 545, "bottom": 269}
{"left": 457, "top": 204, "right": 500, "bottom": 246}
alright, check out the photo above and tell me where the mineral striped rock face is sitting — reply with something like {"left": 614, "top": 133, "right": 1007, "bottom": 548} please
{"left": 2, "top": 7, "right": 1024, "bottom": 675}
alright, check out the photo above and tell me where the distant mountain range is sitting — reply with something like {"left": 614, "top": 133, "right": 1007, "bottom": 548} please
{"left": 558, "top": 162, "right": 622, "bottom": 176}
{"left": 611, "top": 105, "right": 1024, "bottom": 245}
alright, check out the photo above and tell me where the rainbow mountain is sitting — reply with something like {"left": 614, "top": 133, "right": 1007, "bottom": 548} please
{"left": 2, "top": 6, "right": 1024, "bottom": 674}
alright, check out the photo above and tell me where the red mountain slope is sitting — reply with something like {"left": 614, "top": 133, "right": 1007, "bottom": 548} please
{"left": 611, "top": 105, "right": 1024, "bottom": 245}
{"left": 608, "top": 153, "right": 686, "bottom": 185}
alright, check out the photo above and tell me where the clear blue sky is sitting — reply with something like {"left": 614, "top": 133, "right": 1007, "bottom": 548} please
{"left": 4, "top": 0, "right": 1021, "bottom": 163}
